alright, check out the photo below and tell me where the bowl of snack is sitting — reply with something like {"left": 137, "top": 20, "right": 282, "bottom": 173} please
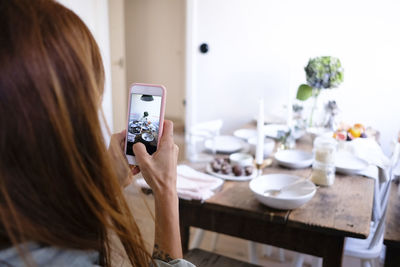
{"left": 207, "top": 157, "right": 255, "bottom": 181}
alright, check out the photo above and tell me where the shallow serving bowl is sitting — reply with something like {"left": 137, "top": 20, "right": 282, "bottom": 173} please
{"left": 274, "top": 149, "right": 313, "bottom": 169}
{"left": 249, "top": 174, "right": 316, "bottom": 210}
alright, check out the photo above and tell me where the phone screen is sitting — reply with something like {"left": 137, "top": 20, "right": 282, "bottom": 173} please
{"left": 126, "top": 93, "right": 162, "bottom": 156}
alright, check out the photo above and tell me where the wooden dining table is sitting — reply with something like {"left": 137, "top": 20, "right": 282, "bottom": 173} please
{"left": 179, "top": 136, "right": 375, "bottom": 267}
{"left": 384, "top": 182, "right": 400, "bottom": 267}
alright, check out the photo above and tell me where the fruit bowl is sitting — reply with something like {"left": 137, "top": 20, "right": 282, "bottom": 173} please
{"left": 333, "top": 123, "right": 372, "bottom": 141}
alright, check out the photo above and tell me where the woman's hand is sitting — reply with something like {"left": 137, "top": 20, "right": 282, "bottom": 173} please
{"left": 132, "top": 120, "right": 182, "bottom": 260}
{"left": 132, "top": 120, "right": 179, "bottom": 197}
{"left": 108, "top": 130, "right": 140, "bottom": 188}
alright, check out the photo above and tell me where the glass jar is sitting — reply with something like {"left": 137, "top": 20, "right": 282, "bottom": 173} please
{"left": 313, "top": 136, "right": 337, "bottom": 164}
{"left": 311, "top": 136, "right": 337, "bottom": 186}
{"left": 311, "top": 161, "right": 335, "bottom": 186}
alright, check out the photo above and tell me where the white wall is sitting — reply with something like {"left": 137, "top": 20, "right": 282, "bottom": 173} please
{"left": 57, "top": 0, "right": 114, "bottom": 135}
{"left": 124, "top": 0, "right": 186, "bottom": 121}
{"left": 188, "top": 0, "right": 400, "bottom": 154}
{"left": 109, "top": 0, "right": 127, "bottom": 132}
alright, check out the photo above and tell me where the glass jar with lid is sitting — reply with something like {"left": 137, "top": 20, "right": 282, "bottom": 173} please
{"left": 311, "top": 136, "right": 338, "bottom": 186}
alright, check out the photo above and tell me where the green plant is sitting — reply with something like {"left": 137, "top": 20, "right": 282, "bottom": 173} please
{"left": 296, "top": 56, "right": 343, "bottom": 126}
{"left": 296, "top": 56, "right": 344, "bottom": 101}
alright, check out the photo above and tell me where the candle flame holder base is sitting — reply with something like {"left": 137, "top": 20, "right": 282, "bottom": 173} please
{"left": 255, "top": 158, "right": 273, "bottom": 176}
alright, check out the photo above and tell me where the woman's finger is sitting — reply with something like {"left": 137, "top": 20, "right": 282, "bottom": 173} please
{"left": 160, "top": 120, "right": 174, "bottom": 144}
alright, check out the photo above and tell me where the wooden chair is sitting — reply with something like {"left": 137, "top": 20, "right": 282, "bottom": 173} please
{"left": 187, "top": 119, "right": 223, "bottom": 162}
{"left": 184, "top": 248, "right": 261, "bottom": 267}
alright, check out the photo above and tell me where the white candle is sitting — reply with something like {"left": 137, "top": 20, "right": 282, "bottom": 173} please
{"left": 287, "top": 88, "right": 293, "bottom": 127}
{"left": 256, "top": 99, "right": 264, "bottom": 165}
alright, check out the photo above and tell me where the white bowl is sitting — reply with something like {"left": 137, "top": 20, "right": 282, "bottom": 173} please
{"left": 248, "top": 137, "right": 275, "bottom": 158}
{"left": 233, "top": 128, "right": 257, "bottom": 140}
{"left": 229, "top": 153, "right": 254, "bottom": 166}
{"left": 249, "top": 174, "right": 316, "bottom": 210}
{"left": 274, "top": 150, "right": 313, "bottom": 169}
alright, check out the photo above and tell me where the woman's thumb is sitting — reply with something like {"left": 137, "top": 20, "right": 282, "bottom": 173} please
{"left": 132, "top": 142, "right": 150, "bottom": 164}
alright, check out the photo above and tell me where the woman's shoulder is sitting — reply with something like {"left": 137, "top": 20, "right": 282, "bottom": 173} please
{"left": 0, "top": 243, "right": 196, "bottom": 267}
{"left": 0, "top": 242, "right": 100, "bottom": 267}
{"left": 153, "top": 258, "right": 196, "bottom": 267}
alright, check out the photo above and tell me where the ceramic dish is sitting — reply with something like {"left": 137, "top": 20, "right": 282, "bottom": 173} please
{"left": 206, "top": 164, "right": 256, "bottom": 181}
{"left": 204, "top": 135, "right": 244, "bottom": 154}
{"left": 229, "top": 153, "right": 254, "bottom": 166}
{"left": 335, "top": 151, "right": 369, "bottom": 174}
{"left": 274, "top": 150, "right": 313, "bottom": 169}
{"left": 249, "top": 174, "right": 316, "bottom": 210}
{"left": 264, "top": 124, "right": 305, "bottom": 140}
{"left": 233, "top": 128, "right": 257, "bottom": 140}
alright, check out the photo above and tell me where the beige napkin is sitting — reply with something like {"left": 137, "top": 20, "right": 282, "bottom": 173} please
{"left": 341, "top": 138, "right": 390, "bottom": 182}
{"left": 136, "top": 165, "right": 224, "bottom": 201}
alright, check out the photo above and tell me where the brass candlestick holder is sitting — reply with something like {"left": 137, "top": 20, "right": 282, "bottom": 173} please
{"left": 255, "top": 158, "right": 272, "bottom": 177}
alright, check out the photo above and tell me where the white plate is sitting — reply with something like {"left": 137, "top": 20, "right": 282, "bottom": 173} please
{"left": 206, "top": 164, "right": 256, "bottom": 181}
{"left": 335, "top": 151, "right": 369, "bottom": 174}
{"left": 249, "top": 174, "right": 316, "bottom": 210}
{"left": 264, "top": 124, "right": 304, "bottom": 140}
{"left": 233, "top": 128, "right": 257, "bottom": 140}
{"left": 204, "top": 135, "right": 244, "bottom": 154}
{"left": 275, "top": 150, "right": 313, "bottom": 169}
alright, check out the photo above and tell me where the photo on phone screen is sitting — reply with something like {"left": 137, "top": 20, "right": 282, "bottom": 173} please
{"left": 126, "top": 93, "right": 162, "bottom": 156}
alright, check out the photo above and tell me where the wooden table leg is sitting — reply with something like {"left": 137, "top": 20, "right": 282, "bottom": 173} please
{"left": 321, "top": 236, "right": 344, "bottom": 267}
{"left": 384, "top": 245, "right": 400, "bottom": 267}
{"left": 180, "top": 222, "right": 190, "bottom": 254}
{"left": 179, "top": 199, "right": 347, "bottom": 265}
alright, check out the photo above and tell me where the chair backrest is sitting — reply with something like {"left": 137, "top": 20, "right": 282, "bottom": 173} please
{"left": 369, "top": 179, "right": 391, "bottom": 249}
{"left": 186, "top": 120, "right": 223, "bottom": 162}
{"left": 367, "top": 144, "right": 398, "bottom": 249}
{"left": 189, "top": 120, "right": 223, "bottom": 138}
{"left": 390, "top": 142, "right": 400, "bottom": 178}
{"left": 372, "top": 141, "right": 399, "bottom": 224}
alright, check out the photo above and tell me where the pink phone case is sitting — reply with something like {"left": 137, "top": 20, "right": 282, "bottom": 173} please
{"left": 124, "top": 83, "right": 166, "bottom": 163}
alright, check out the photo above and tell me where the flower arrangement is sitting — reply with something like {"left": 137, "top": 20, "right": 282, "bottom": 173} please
{"left": 296, "top": 56, "right": 344, "bottom": 126}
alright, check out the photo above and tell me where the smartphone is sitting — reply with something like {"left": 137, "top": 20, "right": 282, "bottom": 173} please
{"left": 125, "top": 83, "right": 166, "bottom": 165}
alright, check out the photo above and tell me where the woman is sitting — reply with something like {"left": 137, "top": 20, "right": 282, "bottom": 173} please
{"left": 0, "top": 0, "right": 194, "bottom": 266}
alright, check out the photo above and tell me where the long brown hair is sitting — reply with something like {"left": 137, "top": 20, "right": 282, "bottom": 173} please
{"left": 0, "top": 0, "right": 151, "bottom": 266}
